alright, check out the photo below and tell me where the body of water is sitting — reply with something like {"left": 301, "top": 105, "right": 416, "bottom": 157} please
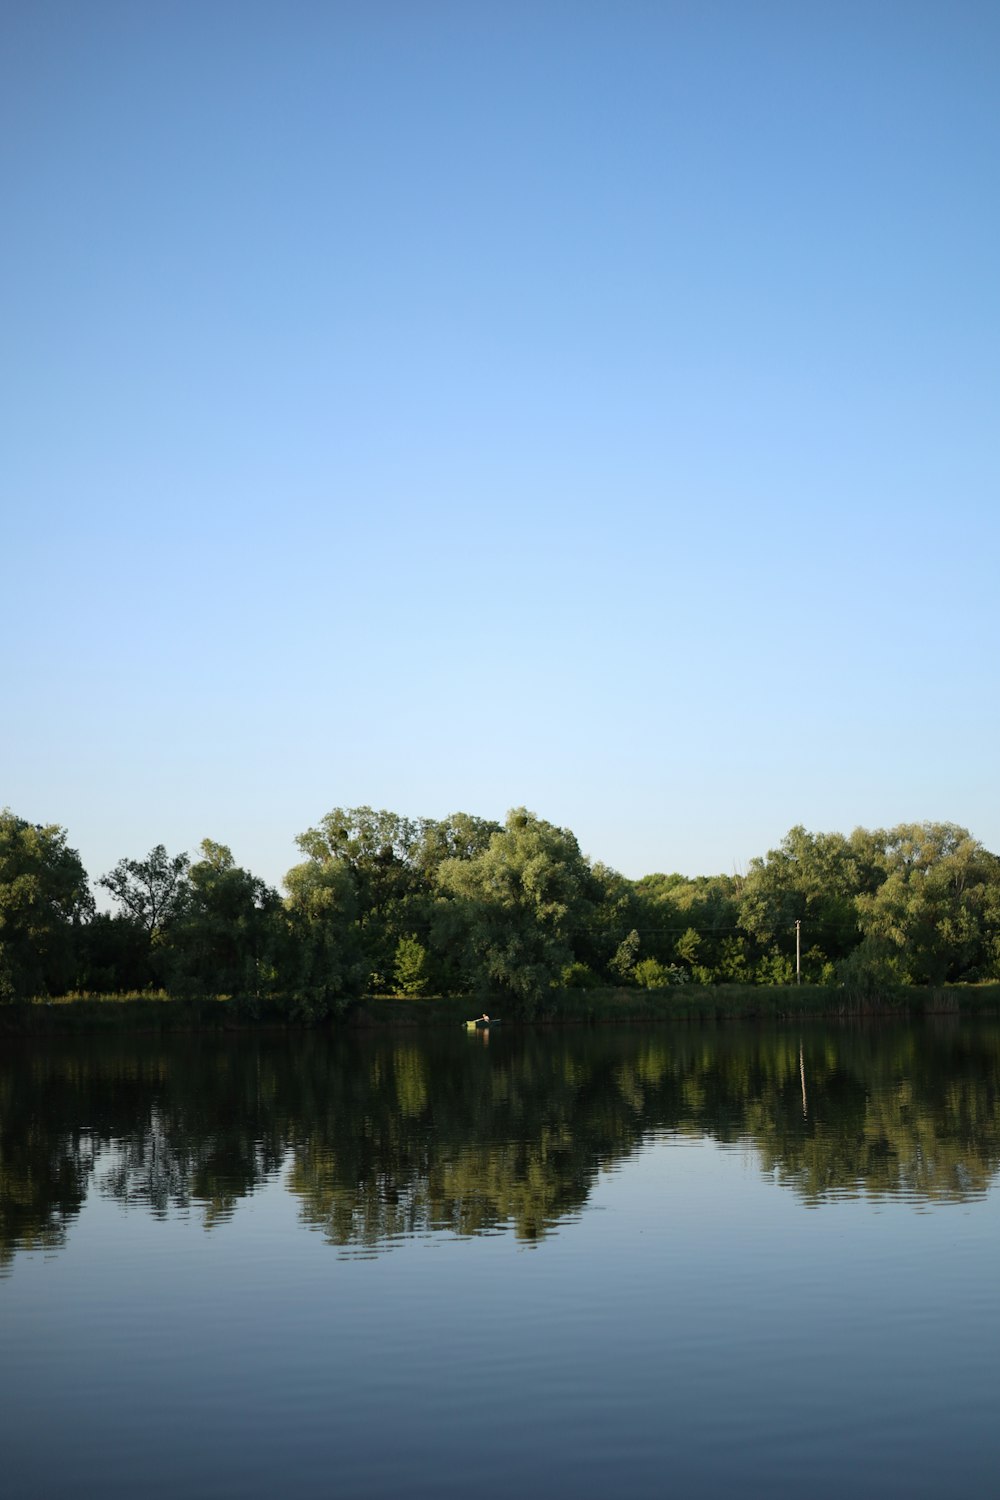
{"left": 2, "top": 1020, "right": 999, "bottom": 1498}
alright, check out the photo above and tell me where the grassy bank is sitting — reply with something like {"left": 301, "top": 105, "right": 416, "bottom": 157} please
{"left": 552, "top": 981, "right": 1000, "bottom": 1023}
{"left": 0, "top": 990, "right": 487, "bottom": 1034}
{"left": 4, "top": 982, "right": 1000, "bottom": 1033}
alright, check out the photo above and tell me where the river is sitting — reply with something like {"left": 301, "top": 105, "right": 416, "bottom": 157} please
{"left": 2, "top": 1019, "right": 999, "bottom": 1497}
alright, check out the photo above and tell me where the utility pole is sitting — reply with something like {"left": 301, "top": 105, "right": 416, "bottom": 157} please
{"left": 795, "top": 919, "right": 801, "bottom": 984}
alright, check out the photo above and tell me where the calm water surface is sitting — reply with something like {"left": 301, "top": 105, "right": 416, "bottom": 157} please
{"left": 2, "top": 1020, "right": 999, "bottom": 1498}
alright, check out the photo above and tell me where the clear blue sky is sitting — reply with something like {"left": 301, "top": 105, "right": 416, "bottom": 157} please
{"left": 3, "top": 0, "right": 998, "bottom": 893}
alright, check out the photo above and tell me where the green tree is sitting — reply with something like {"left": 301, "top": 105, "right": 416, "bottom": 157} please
{"left": 0, "top": 810, "right": 93, "bottom": 999}
{"left": 854, "top": 823, "right": 1000, "bottom": 984}
{"left": 393, "top": 934, "right": 431, "bottom": 996}
{"left": 99, "top": 844, "right": 190, "bottom": 939}
{"left": 739, "top": 826, "right": 882, "bottom": 978}
{"left": 97, "top": 843, "right": 191, "bottom": 990}
{"left": 634, "top": 957, "right": 673, "bottom": 989}
{"left": 632, "top": 872, "right": 742, "bottom": 981}
{"left": 166, "top": 840, "right": 283, "bottom": 998}
{"left": 610, "top": 928, "right": 641, "bottom": 983}
{"left": 290, "top": 807, "right": 426, "bottom": 988}
{"left": 578, "top": 862, "right": 640, "bottom": 982}
{"left": 715, "top": 935, "right": 753, "bottom": 983}
{"left": 675, "top": 926, "right": 701, "bottom": 966}
{"left": 436, "top": 808, "right": 605, "bottom": 1011}
{"left": 414, "top": 813, "right": 502, "bottom": 881}
{"left": 283, "top": 850, "right": 365, "bottom": 1004}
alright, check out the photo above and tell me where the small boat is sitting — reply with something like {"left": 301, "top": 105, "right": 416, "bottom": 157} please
{"left": 465, "top": 1016, "right": 500, "bottom": 1030}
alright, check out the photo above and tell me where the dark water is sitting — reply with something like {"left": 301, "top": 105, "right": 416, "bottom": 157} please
{"left": 2, "top": 1020, "right": 999, "bottom": 1498}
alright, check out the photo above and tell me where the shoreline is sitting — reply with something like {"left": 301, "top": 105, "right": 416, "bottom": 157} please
{"left": 4, "top": 982, "right": 1000, "bottom": 1034}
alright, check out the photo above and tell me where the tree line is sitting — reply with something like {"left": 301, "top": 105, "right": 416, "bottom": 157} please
{"left": 1, "top": 804, "right": 999, "bottom": 1008}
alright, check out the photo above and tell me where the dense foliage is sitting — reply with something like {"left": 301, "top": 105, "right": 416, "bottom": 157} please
{"left": 2, "top": 805, "right": 999, "bottom": 1007}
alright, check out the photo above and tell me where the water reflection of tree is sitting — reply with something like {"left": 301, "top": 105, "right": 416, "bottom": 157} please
{"left": 2, "top": 1023, "right": 1000, "bottom": 1265}
{"left": 92, "top": 1043, "right": 288, "bottom": 1225}
{"left": 0, "top": 1038, "right": 290, "bottom": 1263}
{"left": 286, "top": 1037, "right": 603, "bottom": 1247}
{"left": 749, "top": 1025, "right": 1000, "bottom": 1203}
{"left": 0, "top": 1041, "right": 157, "bottom": 1267}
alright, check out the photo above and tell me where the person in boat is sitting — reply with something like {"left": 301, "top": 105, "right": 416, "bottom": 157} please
{"left": 480, "top": 1013, "right": 490, "bottom": 1023}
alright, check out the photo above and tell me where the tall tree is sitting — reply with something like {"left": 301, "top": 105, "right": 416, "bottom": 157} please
{"left": 166, "top": 840, "right": 283, "bottom": 998}
{"left": 436, "top": 807, "right": 604, "bottom": 1009}
{"left": 99, "top": 845, "right": 191, "bottom": 939}
{"left": 0, "top": 810, "right": 93, "bottom": 999}
{"left": 855, "top": 823, "right": 1000, "bottom": 984}
{"left": 739, "top": 826, "right": 882, "bottom": 977}
{"left": 283, "top": 852, "right": 365, "bottom": 1003}
{"left": 287, "top": 807, "right": 429, "bottom": 990}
